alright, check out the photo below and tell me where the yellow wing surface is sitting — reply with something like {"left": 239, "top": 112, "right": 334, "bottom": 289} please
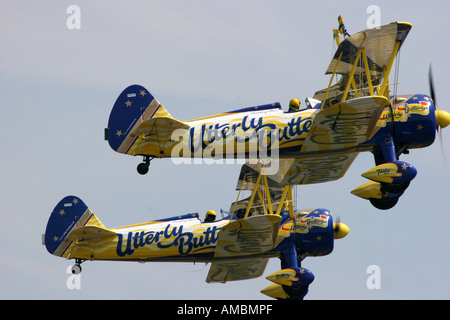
{"left": 206, "top": 215, "right": 281, "bottom": 283}
{"left": 314, "top": 21, "right": 412, "bottom": 103}
{"left": 284, "top": 95, "right": 388, "bottom": 184}
{"left": 282, "top": 21, "right": 411, "bottom": 184}
{"left": 302, "top": 96, "right": 387, "bottom": 152}
{"left": 326, "top": 22, "right": 411, "bottom": 78}
{"left": 232, "top": 96, "right": 388, "bottom": 186}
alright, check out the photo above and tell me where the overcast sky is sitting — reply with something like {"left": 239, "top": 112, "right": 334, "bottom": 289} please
{"left": 1, "top": 0, "right": 449, "bottom": 300}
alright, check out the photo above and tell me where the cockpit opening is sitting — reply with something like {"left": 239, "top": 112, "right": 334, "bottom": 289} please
{"left": 286, "top": 97, "right": 322, "bottom": 113}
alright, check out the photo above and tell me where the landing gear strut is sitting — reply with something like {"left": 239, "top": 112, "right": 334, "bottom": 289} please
{"left": 137, "top": 156, "right": 153, "bottom": 175}
{"left": 275, "top": 247, "right": 313, "bottom": 300}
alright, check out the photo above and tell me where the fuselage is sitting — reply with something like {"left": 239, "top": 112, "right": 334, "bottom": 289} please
{"left": 63, "top": 209, "right": 336, "bottom": 263}
{"left": 126, "top": 94, "right": 437, "bottom": 162}
{"left": 127, "top": 104, "right": 320, "bottom": 159}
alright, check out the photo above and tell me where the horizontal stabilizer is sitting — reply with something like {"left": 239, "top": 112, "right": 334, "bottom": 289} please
{"left": 130, "top": 116, "right": 190, "bottom": 138}
{"left": 66, "top": 226, "right": 116, "bottom": 241}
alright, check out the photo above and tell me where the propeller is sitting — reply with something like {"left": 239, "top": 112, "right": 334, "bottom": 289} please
{"left": 333, "top": 215, "right": 349, "bottom": 239}
{"left": 429, "top": 65, "right": 450, "bottom": 162}
{"left": 429, "top": 65, "right": 450, "bottom": 131}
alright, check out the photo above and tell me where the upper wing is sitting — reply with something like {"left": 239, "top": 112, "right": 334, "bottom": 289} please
{"left": 233, "top": 96, "right": 388, "bottom": 185}
{"left": 285, "top": 96, "right": 388, "bottom": 184}
{"left": 301, "top": 95, "right": 388, "bottom": 153}
{"left": 314, "top": 22, "right": 412, "bottom": 102}
{"left": 206, "top": 215, "right": 281, "bottom": 283}
{"left": 326, "top": 22, "right": 411, "bottom": 78}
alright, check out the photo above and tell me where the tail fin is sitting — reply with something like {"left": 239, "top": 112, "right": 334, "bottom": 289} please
{"left": 105, "top": 84, "right": 172, "bottom": 154}
{"left": 44, "top": 196, "right": 105, "bottom": 257}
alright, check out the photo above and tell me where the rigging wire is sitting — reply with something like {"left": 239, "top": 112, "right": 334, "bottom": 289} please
{"left": 393, "top": 48, "right": 401, "bottom": 100}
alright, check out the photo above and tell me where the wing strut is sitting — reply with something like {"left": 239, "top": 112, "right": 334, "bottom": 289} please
{"left": 232, "top": 161, "right": 295, "bottom": 219}
{"left": 318, "top": 16, "right": 412, "bottom": 108}
{"left": 244, "top": 170, "right": 262, "bottom": 218}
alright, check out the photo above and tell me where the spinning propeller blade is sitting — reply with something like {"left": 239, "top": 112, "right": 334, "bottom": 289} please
{"left": 429, "top": 65, "right": 450, "bottom": 162}
{"left": 430, "top": 65, "right": 450, "bottom": 130}
{"left": 429, "top": 65, "right": 437, "bottom": 111}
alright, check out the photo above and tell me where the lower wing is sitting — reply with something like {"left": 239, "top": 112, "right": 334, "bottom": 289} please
{"left": 206, "top": 215, "right": 281, "bottom": 283}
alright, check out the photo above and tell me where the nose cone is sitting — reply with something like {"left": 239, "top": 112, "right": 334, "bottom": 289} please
{"left": 436, "top": 110, "right": 450, "bottom": 129}
{"left": 333, "top": 223, "right": 349, "bottom": 239}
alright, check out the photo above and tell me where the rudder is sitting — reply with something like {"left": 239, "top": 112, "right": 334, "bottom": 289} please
{"left": 105, "top": 84, "right": 172, "bottom": 154}
{"left": 44, "top": 196, "right": 104, "bottom": 257}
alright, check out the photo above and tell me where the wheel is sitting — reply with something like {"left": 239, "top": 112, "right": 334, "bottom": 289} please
{"left": 381, "top": 181, "right": 410, "bottom": 193}
{"left": 369, "top": 197, "right": 399, "bottom": 210}
{"left": 71, "top": 264, "right": 82, "bottom": 275}
{"left": 137, "top": 162, "right": 149, "bottom": 175}
{"left": 282, "top": 284, "right": 309, "bottom": 300}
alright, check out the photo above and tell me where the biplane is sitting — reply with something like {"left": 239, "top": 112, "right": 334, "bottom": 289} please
{"left": 105, "top": 16, "right": 450, "bottom": 210}
{"left": 43, "top": 161, "right": 349, "bottom": 300}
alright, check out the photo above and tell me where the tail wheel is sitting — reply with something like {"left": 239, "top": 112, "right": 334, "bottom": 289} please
{"left": 137, "top": 162, "right": 149, "bottom": 175}
{"left": 137, "top": 156, "right": 153, "bottom": 175}
{"left": 71, "top": 264, "right": 82, "bottom": 275}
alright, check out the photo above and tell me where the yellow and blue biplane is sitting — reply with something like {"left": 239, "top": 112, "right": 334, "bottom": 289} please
{"left": 43, "top": 161, "right": 350, "bottom": 300}
{"left": 105, "top": 16, "right": 450, "bottom": 210}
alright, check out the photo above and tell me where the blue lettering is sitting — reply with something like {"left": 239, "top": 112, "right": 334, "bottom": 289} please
{"left": 188, "top": 115, "right": 313, "bottom": 153}
{"left": 116, "top": 232, "right": 135, "bottom": 257}
{"left": 116, "top": 224, "right": 221, "bottom": 257}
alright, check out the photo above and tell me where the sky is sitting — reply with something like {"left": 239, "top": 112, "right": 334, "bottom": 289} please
{"left": 1, "top": 0, "right": 449, "bottom": 300}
